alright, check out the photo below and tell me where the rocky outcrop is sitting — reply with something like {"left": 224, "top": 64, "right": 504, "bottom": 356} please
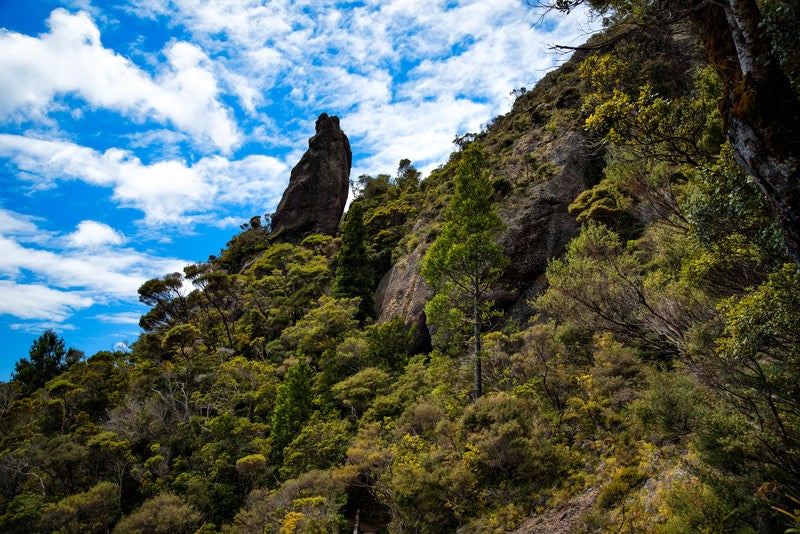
{"left": 495, "top": 130, "right": 590, "bottom": 321}
{"left": 375, "top": 58, "right": 595, "bottom": 336}
{"left": 513, "top": 487, "right": 599, "bottom": 533}
{"left": 375, "top": 132, "right": 587, "bottom": 337}
{"left": 271, "top": 113, "right": 352, "bottom": 239}
{"left": 374, "top": 238, "right": 432, "bottom": 350}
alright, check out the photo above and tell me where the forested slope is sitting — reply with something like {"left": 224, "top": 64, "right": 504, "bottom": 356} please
{"left": 2, "top": 6, "right": 800, "bottom": 533}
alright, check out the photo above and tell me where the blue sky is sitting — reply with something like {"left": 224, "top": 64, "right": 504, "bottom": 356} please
{"left": 0, "top": 0, "right": 594, "bottom": 379}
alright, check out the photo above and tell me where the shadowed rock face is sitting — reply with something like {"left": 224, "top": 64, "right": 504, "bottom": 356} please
{"left": 271, "top": 113, "right": 352, "bottom": 239}
{"left": 374, "top": 133, "right": 587, "bottom": 344}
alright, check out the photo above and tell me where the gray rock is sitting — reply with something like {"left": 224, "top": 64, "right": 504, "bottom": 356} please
{"left": 271, "top": 113, "right": 352, "bottom": 239}
{"left": 375, "top": 236, "right": 432, "bottom": 349}
{"left": 374, "top": 136, "right": 586, "bottom": 337}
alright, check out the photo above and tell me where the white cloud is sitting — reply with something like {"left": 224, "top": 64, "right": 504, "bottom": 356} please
{"left": 0, "top": 280, "right": 94, "bottom": 321}
{"left": 0, "top": 8, "right": 241, "bottom": 152}
{"left": 0, "top": 134, "right": 290, "bottom": 226}
{"left": 0, "top": 235, "right": 185, "bottom": 296}
{"left": 67, "top": 220, "right": 125, "bottom": 248}
{"left": 0, "top": 217, "right": 190, "bottom": 324}
{"left": 202, "top": 154, "right": 290, "bottom": 211}
{"left": 48, "top": 0, "right": 597, "bottom": 190}
{"left": 0, "top": 209, "right": 42, "bottom": 238}
{"left": 346, "top": 96, "right": 489, "bottom": 175}
{"left": 125, "top": 0, "right": 595, "bottom": 175}
{"left": 93, "top": 312, "right": 143, "bottom": 325}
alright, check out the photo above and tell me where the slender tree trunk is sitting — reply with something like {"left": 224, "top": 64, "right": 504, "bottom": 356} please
{"left": 691, "top": 0, "right": 800, "bottom": 265}
{"left": 473, "top": 293, "right": 482, "bottom": 401}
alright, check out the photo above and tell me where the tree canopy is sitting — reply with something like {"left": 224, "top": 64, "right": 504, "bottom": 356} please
{"left": 422, "top": 143, "right": 508, "bottom": 399}
{"left": 546, "top": 0, "right": 800, "bottom": 265}
{"left": 2, "top": 10, "right": 800, "bottom": 532}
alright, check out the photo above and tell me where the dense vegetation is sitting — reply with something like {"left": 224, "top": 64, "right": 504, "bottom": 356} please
{"left": 2, "top": 5, "right": 799, "bottom": 532}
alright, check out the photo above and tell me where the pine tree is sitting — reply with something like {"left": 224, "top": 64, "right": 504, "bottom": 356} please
{"left": 421, "top": 143, "right": 507, "bottom": 400}
{"left": 269, "top": 361, "right": 314, "bottom": 464}
{"left": 12, "top": 329, "right": 72, "bottom": 395}
{"left": 333, "top": 201, "right": 375, "bottom": 322}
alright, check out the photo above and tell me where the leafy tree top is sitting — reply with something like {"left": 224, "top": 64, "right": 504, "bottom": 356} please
{"left": 12, "top": 329, "right": 77, "bottom": 395}
{"left": 422, "top": 143, "right": 507, "bottom": 293}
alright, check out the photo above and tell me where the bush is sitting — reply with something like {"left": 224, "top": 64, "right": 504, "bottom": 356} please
{"left": 112, "top": 493, "right": 202, "bottom": 534}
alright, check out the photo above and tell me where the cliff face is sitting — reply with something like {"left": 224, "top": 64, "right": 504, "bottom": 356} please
{"left": 494, "top": 129, "right": 594, "bottom": 320}
{"left": 374, "top": 140, "right": 589, "bottom": 338}
{"left": 375, "top": 55, "right": 596, "bottom": 337}
{"left": 271, "top": 113, "right": 352, "bottom": 239}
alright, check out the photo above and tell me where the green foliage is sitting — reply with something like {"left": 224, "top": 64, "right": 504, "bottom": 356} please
{"left": 363, "top": 355, "right": 434, "bottom": 421}
{"left": 280, "top": 296, "right": 359, "bottom": 364}
{"left": 137, "top": 273, "right": 190, "bottom": 333}
{"left": 2, "top": 15, "right": 799, "bottom": 533}
{"left": 191, "top": 356, "right": 277, "bottom": 420}
{"left": 0, "top": 493, "right": 44, "bottom": 534}
{"left": 380, "top": 432, "right": 463, "bottom": 532}
{"left": 270, "top": 361, "right": 315, "bottom": 465}
{"left": 683, "top": 143, "right": 786, "bottom": 293}
{"left": 582, "top": 57, "right": 722, "bottom": 165}
{"left": 279, "top": 413, "right": 350, "bottom": 479}
{"left": 331, "top": 367, "right": 391, "bottom": 418}
{"left": 536, "top": 223, "right": 679, "bottom": 357}
{"left": 241, "top": 239, "right": 333, "bottom": 357}
{"left": 161, "top": 323, "right": 201, "bottom": 362}
{"left": 421, "top": 144, "right": 506, "bottom": 290}
{"left": 185, "top": 264, "right": 244, "bottom": 349}
{"left": 353, "top": 160, "right": 424, "bottom": 276}
{"left": 213, "top": 217, "right": 270, "bottom": 273}
{"left": 460, "top": 392, "right": 573, "bottom": 490}
{"left": 226, "top": 469, "right": 352, "bottom": 533}
{"left": 332, "top": 201, "right": 375, "bottom": 321}
{"left": 692, "top": 264, "right": 800, "bottom": 485}
{"left": 653, "top": 477, "right": 738, "bottom": 534}
{"left": 12, "top": 330, "right": 73, "bottom": 395}
{"left": 363, "top": 317, "right": 414, "bottom": 372}
{"left": 422, "top": 143, "right": 508, "bottom": 399}
{"left": 596, "top": 466, "right": 647, "bottom": 509}
{"left": 569, "top": 177, "right": 630, "bottom": 225}
{"left": 111, "top": 492, "right": 203, "bottom": 534}
{"left": 39, "top": 481, "right": 120, "bottom": 534}
{"left": 631, "top": 367, "right": 708, "bottom": 443}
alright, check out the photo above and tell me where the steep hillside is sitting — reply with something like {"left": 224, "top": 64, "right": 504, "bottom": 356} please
{"left": 2, "top": 10, "right": 800, "bottom": 534}
{"left": 375, "top": 52, "right": 594, "bottom": 334}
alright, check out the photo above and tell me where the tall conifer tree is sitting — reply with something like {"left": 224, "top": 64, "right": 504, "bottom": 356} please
{"left": 421, "top": 143, "right": 507, "bottom": 400}
{"left": 12, "top": 329, "right": 71, "bottom": 395}
{"left": 333, "top": 201, "right": 375, "bottom": 322}
{"left": 270, "top": 360, "right": 314, "bottom": 465}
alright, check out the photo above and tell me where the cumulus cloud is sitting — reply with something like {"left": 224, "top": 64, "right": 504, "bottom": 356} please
{"left": 0, "top": 220, "right": 189, "bottom": 325}
{"left": 66, "top": 220, "right": 126, "bottom": 248}
{"left": 0, "top": 8, "right": 241, "bottom": 152}
{"left": 0, "top": 2, "right": 596, "bottom": 182}
{"left": 0, "top": 280, "right": 94, "bottom": 321}
{"left": 0, "top": 209, "right": 43, "bottom": 239}
{"left": 0, "top": 235, "right": 185, "bottom": 296}
{"left": 346, "top": 97, "right": 490, "bottom": 175}
{"left": 124, "top": 0, "right": 597, "bottom": 174}
{"left": 0, "top": 135, "right": 289, "bottom": 226}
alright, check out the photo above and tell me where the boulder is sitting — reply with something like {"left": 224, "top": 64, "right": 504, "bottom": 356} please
{"left": 271, "top": 113, "right": 352, "bottom": 239}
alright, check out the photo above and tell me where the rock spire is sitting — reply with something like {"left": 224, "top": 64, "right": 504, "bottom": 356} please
{"left": 271, "top": 113, "right": 352, "bottom": 239}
